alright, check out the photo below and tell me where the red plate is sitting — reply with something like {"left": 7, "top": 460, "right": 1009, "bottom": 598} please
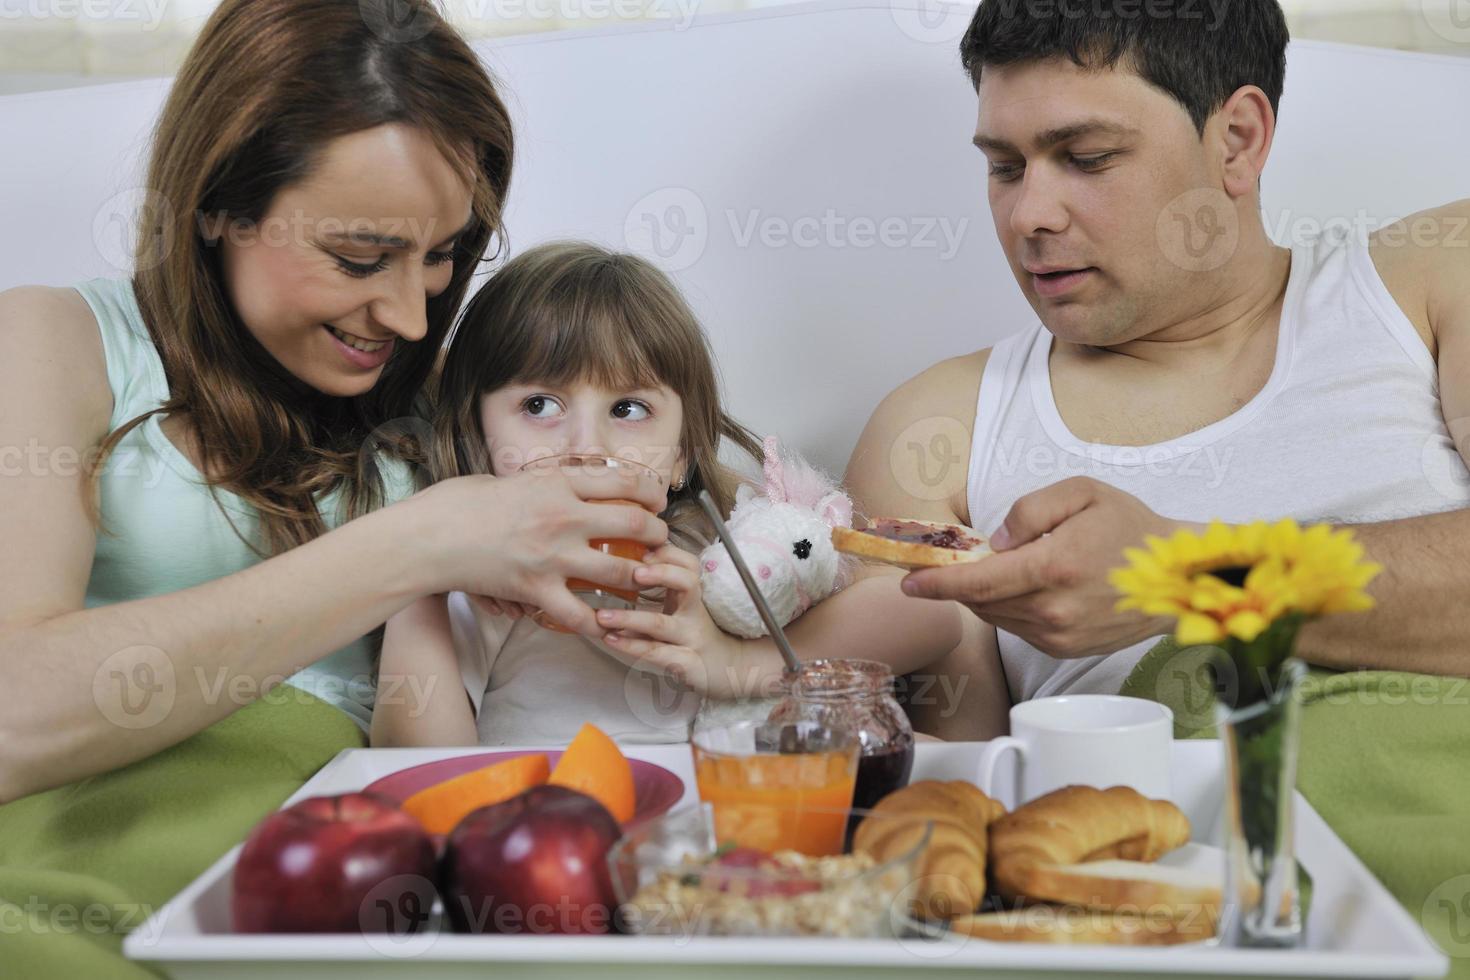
{"left": 363, "top": 750, "right": 685, "bottom": 828}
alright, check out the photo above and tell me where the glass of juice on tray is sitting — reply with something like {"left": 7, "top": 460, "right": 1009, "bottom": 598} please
{"left": 519, "top": 453, "right": 665, "bottom": 634}
{"left": 690, "top": 720, "right": 859, "bottom": 856}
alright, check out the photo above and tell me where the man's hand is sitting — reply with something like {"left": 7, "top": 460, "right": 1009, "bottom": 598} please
{"left": 900, "top": 477, "right": 1183, "bottom": 658}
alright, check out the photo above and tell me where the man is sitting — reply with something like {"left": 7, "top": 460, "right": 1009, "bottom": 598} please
{"left": 845, "top": 0, "right": 1470, "bottom": 706}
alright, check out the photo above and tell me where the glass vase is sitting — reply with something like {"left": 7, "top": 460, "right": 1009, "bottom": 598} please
{"left": 1216, "top": 655, "right": 1307, "bottom": 948}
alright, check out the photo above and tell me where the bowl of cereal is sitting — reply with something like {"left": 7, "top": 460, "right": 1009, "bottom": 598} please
{"left": 607, "top": 802, "right": 933, "bottom": 938}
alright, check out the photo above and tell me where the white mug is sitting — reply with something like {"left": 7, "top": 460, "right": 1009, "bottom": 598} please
{"left": 977, "top": 695, "right": 1174, "bottom": 806}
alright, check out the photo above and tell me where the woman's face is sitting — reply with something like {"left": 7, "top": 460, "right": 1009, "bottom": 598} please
{"left": 216, "top": 123, "right": 475, "bottom": 398}
{"left": 479, "top": 378, "right": 687, "bottom": 489}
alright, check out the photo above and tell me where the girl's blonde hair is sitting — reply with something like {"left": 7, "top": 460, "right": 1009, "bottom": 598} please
{"left": 88, "top": 0, "right": 513, "bottom": 556}
{"left": 430, "top": 241, "right": 761, "bottom": 530}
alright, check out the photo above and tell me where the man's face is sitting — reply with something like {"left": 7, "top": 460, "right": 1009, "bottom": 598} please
{"left": 975, "top": 57, "right": 1220, "bottom": 347}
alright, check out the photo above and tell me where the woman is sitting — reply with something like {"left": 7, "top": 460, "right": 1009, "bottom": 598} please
{"left": 0, "top": 0, "right": 667, "bottom": 805}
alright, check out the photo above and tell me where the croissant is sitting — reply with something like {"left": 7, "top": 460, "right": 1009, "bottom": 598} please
{"left": 988, "top": 785, "right": 1193, "bottom": 909}
{"left": 852, "top": 780, "right": 1006, "bottom": 920}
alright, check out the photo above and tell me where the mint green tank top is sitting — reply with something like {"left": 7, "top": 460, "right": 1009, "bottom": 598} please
{"left": 75, "top": 277, "right": 420, "bottom": 732}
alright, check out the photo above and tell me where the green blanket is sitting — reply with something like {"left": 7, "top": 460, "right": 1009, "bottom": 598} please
{"left": 0, "top": 686, "right": 364, "bottom": 980}
{"left": 1122, "top": 639, "right": 1470, "bottom": 977}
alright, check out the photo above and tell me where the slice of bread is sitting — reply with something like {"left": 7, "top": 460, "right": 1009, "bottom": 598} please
{"left": 831, "top": 518, "right": 992, "bottom": 570}
{"left": 948, "top": 905, "right": 1216, "bottom": 946}
{"left": 1003, "top": 859, "right": 1229, "bottom": 919}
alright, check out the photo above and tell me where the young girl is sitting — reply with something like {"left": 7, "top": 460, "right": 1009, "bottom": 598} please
{"left": 371, "top": 241, "right": 1003, "bottom": 747}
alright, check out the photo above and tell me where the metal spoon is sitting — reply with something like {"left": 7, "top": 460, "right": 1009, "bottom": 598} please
{"left": 697, "top": 490, "right": 803, "bottom": 675}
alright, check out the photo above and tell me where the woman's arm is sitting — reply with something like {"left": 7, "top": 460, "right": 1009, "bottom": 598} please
{"left": 371, "top": 595, "right": 478, "bottom": 747}
{"left": 0, "top": 287, "right": 669, "bottom": 803}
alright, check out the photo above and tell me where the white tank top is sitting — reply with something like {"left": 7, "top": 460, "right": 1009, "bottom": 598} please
{"left": 966, "top": 225, "right": 1470, "bottom": 703}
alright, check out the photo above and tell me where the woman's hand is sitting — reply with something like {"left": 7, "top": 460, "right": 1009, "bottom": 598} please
{"left": 592, "top": 544, "right": 782, "bottom": 699}
{"left": 404, "top": 463, "right": 669, "bottom": 637}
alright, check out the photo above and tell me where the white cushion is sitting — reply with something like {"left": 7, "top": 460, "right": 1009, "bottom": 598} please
{"left": 3, "top": 0, "right": 1467, "bottom": 475}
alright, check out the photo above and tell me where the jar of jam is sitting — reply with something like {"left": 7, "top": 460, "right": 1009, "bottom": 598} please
{"left": 765, "top": 659, "right": 915, "bottom": 812}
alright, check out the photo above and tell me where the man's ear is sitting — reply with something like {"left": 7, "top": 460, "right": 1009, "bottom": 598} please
{"left": 1218, "top": 84, "right": 1275, "bottom": 200}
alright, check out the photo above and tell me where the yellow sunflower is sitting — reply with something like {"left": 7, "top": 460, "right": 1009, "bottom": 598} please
{"left": 1109, "top": 519, "right": 1381, "bottom": 647}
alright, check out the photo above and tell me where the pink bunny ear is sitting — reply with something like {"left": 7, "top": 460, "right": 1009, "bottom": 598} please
{"left": 761, "top": 436, "right": 789, "bottom": 504}
{"left": 817, "top": 490, "right": 853, "bottom": 530}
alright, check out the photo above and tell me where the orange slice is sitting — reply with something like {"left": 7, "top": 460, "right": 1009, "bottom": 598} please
{"left": 548, "top": 723, "right": 636, "bottom": 823}
{"left": 401, "top": 753, "right": 551, "bottom": 835}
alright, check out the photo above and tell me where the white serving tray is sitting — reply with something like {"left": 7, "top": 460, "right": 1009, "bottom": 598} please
{"left": 124, "top": 740, "right": 1449, "bottom": 980}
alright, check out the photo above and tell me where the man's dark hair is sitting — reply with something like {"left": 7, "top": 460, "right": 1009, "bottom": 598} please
{"left": 959, "top": 0, "right": 1289, "bottom": 137}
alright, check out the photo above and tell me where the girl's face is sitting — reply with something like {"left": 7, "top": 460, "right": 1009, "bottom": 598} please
{"left": 216, "top": 123, "right": 474, "bottom": 398}
{"left": 479, "top": 378, "right": 687, "bottom": 490}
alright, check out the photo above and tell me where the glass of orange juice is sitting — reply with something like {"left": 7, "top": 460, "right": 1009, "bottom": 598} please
{"left": 520, "top": 453, "right": 665, "bottom": 634}
{"left": 690, "top": 720, "right": 859, "bottom": 856}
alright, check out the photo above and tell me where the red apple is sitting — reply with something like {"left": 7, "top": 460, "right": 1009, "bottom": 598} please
{"left": 232, "top": 792, "right": 437, "bottom": 934}
{"left": 441, "top": 784, "right": 621, "bottom": 934}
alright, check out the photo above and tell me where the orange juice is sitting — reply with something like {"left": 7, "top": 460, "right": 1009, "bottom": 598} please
{"left": 535, "top": 499, "right": 650, "bottom": 634}
{"left": 693, "top": 748, "right": 858, "bottom": 856}
{"left": 564, "top": 499, "right": 649, "bottom": 601}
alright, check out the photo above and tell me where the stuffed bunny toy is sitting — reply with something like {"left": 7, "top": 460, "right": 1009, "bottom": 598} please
{"left": 700, "top": 436, "right": 857, "bottom": 639}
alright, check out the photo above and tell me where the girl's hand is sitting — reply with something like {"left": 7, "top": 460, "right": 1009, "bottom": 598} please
{"left": 593, "top": 544, "right": 780, "bottom": 699}
{"left": 468, "top": 595, "right": 534, "bottom": 620}
{"left": 404, "top": 465, "right": 669, "bottom": 637}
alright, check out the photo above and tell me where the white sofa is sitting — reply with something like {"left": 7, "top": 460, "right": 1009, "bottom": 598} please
{"left": 2, "top": 0, "right": 1467, "bottom": 479}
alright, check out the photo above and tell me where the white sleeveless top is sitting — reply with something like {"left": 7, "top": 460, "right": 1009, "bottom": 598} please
{"left": 966, "top": 226, "right": 1470, "bottom": 703}
{"left": 447, "top": 592, "right": 702, "bottom": 745}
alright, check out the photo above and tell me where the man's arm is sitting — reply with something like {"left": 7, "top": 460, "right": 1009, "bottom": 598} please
{"left": 905, "top": 201, "right": 1470, "bottom": 677}
{"left": 1300, "top": 200, "right": 1470, "bottom": 673}
{"left": 843, "top": 351, "right": 1012, "bottom": 739}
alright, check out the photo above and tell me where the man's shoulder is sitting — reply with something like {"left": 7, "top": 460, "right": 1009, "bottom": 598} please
{"left": 846, "top": 347, "right": 993, "bottom": 525}
{"left": 880, "top": 348, "right": 993, "bottom": 419}
{"left": 1367, "top": 198, "right": 1470, "bottom": 356}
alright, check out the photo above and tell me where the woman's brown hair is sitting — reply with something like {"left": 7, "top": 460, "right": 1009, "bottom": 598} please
{"left": 90, "top": 0, "right": 514, "bottom": 555}
{"left": 430, "top": 241, "right": 761, "bottom": 533}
